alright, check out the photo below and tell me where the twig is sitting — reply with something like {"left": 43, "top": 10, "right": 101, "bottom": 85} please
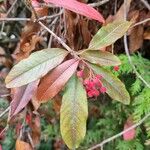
{"left": 48, "top": 18, "right": 58, "bottom": 48}
{"left": 140, "top": 0, "right": 150, "bottom": 11}
{"left": 124, "top": 34, "right": 150, "bottom": 88}
{"left": 27, "top": 132, "right": 35, "bottom": 148}
{"left": 0, "top": 106, "right": 10, "bottom": 118}
{"left": 88, "top": 112, "right": 150, "bottom": 150}
{"left": 38, "top": 21, "right": 73, "bottom": 53}
{"left": 0, "top": 125, "right": 9, "bottom": 137}
{"left": 89, "top": 0, "right": 110, "bottom": 7}
{"left": 124, "top": 0, "right": 150, "bottom": 88}
{"left": 0, "top": 0, "right": 18, "bottom": 37}
{"left": 131, "top": 18, "right": 150, "bottom": 28}
{"left": 0, "top": 14, "right": 62, "bottom": 22}
{"left": 0, "top": 93, "right": 11, "bottom": 98}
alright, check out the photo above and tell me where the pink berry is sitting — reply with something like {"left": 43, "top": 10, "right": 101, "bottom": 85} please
{"left": 93, "top": 78, "right": 99, "bottom": 84}
{"left": 84, "top": 79, "right": 90, "bottom": 85}
{"left": 88, "top": 91, "right": 94, "bottom": 97}
{"left": 113, "top": 66, "right": 119, "bottom": 71}
{"left": 95, "top": 74, "right": 102, "bottom": 79}
{"left": 93, "top": 89, "right": 100, "bottom": 96}
{"left": 77, "top": 70, "right": 83, "bottom": 78}
{"left": 100, "top": 87, "right": 107, "bottom": 93}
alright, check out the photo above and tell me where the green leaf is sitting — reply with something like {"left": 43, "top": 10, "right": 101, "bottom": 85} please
{"left": 89, "top": 63, "right": 130, "bottom": 104}
{"left": 5, "top": 48, "right": 68, "bottom": 88}
{"left": 79, "top": 49, "right": 121, "bottom": 66}
{"left": 60, "top": 75, "right": 88, "bottom": 149}
{"left": 89, "top": 21, "right": 132, "bottom": 50}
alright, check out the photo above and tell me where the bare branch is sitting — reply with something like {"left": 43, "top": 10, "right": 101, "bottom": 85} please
{"left": 0, "top": 0, "right": 18, "bottom": 37}
{"left": 89, "top": 0, "right": 110, "bottom": 7}
{"left": 38, "top": 21, "right": 73, "bottom": 53}
{"left": 0, "top": 106, "right": 10, "bottom": 118}
{"left": 88, "top": 112, "right": 150, "bottom": 150}
{"left": 140, "top": 0, "right": 150, "bottom": 11}
{"left": 131, "top": 18, "right": 150, "bottom": 28}
{"left": 123, "top": 0, "right": 150, "bottom": 88}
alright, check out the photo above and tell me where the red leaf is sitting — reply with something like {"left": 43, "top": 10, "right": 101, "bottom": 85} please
{"left": 39, "top": 0, "right": 105, "bottom": 23}
{"left": 123, "top": 118, "right": 136, "bottom": 141}
{"left": 10, "top": 80, "right": 39, "bottom": 117}
{"left": 36, "top": 59, "right": 79, "bottom": 102}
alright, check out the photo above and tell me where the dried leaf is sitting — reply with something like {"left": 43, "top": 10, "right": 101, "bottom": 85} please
{"left": 6, "top": 48, "right": 68, "bottom": 88}
{"left": 89, "top": 21, "right": 132, "bottom": 50}
{"left": 10, "top": 80, "right": 39, "bottom": 117}
{"left": 16, "top": 140, "right": 32, "bottom": 150}
{"left": 29, "top": 115, "right": 41, "bottom": 146}
{"left": 129, "top": 25, "right": 144, "bottom": 52}
{"left": 144, "top": 28, "right": 150, "bottom": 40}
{"left": 114, "top": 0, "right": 132, "bottom": 21}
{"left": 43, "top": 0, "right": 105, "bottom": 23}
{"left": 37, "top": 59, "right": 79, "bottom": 102}
{"left": 79, "top": 49, "right": 121, "bottom": 66}
{"left": 60, "top": 75, "right": 88, "bottom": 149}
{"left": 89, "top": 63, "right": 130, "bottom": 105}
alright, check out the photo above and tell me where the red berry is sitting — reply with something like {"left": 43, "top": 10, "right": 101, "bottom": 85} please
{"left": 77, "top": 70, "right": 83, "bottom": 78}
{"left": 97, "top": 80, "right": 102, "bottom": 88}
{"left": 26, "top": 114, "right": 31, "bottom": 124}
{"left": 93, "top": 89, "right": 100, "bottom": 96}
{"left": 88, "top": 91, "right": 94, "bottom": 97}
{"left": 95, "top": 74, "right": 102, "bottom": 79}
{"left": 93, "top": 78, "right": 99, "bottom": 84}
{"left": 84, "top": 79, "right": 90, "bottom": 85}
{"left": 113, "top": 66, "right": 119, "bottom": 71}
{"left": 100, "top": 87, "right": 107, "bottom": 93}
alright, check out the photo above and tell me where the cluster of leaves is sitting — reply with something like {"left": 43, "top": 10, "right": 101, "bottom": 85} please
{"left": 1, "top": 0, "right": 149, "bottom": 149}
{"left": 2, "top": 1, "right": 131, "bottom": 146}
{"left": 0, "top": 53, "right": 150, "bottom": 149}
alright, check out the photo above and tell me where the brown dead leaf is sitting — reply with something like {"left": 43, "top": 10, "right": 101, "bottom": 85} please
{"left": 52, "top": 94, "right": 62, "bottom": 113}
{"left": 29, "top": 114, "right": 41, "bottom": 146}
{"left": 129, "top": 25, "right": 144, "bottom": 52}
{"left": 114, "top": 0, "right": 132, "bottom": 21}
{"left": 144, "top": 28, "right": 150, "bottom": 40}
{"left": 16, "top": 140, "right": 32, "bottom": 150}
{"left": 106, "top": 0, "right": 132, "bottom": 23}
{"left": 14, "top": 4, "right": 48, "bottom": 61}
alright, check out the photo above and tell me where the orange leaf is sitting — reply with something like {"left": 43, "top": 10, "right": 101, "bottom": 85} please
{"left": 36, "top": 59, "right": 79, "bottom": 102}
{"left": 16, "top": 140, "right": 32, "bottom": 150}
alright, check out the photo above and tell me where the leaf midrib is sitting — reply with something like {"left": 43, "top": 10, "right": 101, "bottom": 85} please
{"left": 41, "top": 60, "right": 78, "bottom": 99}
{"left": 82, "top": 54, "right": 119, "bottom": 64}
{"left": 90, "top": 22, "right": 127, "bottom": 49}
{"left": 8, "top": 51, "right": 67, "bottom": 83}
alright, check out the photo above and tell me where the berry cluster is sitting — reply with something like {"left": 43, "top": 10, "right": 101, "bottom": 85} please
{"left": 77, "top": 70, "right": 107, "bottom": 98}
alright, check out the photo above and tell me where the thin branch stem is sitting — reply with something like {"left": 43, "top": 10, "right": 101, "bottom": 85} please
{"left": 88, "top": 112, "right": 150, "bottom": 150}
{"left": 0, "top": 12, "right": 63, "bottom": 22}
{"left": 140, "top": 0, "right": 150, "bottom": 11}
{"left": 124, "top": 34, "right": 150, "bottom": 88}
{"left": 27, "top": 132, "right": 35, "bottom": 148}
{"left": 89, "top": 0, "right": 110, "bottom": 7}
{"left": 0, "top": 0, "right": 18, "bottom": 37}
{"left": 131, "top": 18, "right": 150, "bottom": 28}
{"left": 124, "top": 0, "right": 150, "bottom": 88}
{"left": 38, "top": 21, "right": 73, "bottom": 53}
{"left": 0, "top": 106, "right": 10, "bottom": 118}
